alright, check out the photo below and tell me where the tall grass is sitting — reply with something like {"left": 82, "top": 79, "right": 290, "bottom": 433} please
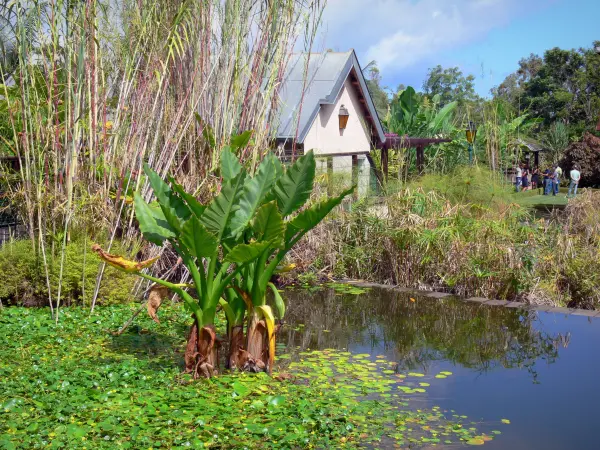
{"left": 0, "top": 0, "right": 325, "bottom": 319}
{"left": 292, "top": 168, "right": 600, "bottom": 309}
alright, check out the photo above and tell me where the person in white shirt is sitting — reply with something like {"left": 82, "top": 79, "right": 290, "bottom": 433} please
{"left": 568, "top": 165, "right": 581, "bottom": 198}
{"left": 515, "top": 164, "right": 523, "bottom": 192}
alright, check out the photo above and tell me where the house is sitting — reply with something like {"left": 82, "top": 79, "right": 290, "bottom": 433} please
{"left": 275, "top": 50, "right": 386, "bottom": 195}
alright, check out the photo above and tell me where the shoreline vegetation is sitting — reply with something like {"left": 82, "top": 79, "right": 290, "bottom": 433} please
{"left": 287, "top": 167, "right": 600, "bottom": 311}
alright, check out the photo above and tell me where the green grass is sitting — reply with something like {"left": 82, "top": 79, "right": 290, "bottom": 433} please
{"left": 518, "top": 194, "right": 569, "bottom": 207}
{"left": 0, "top": 305, "right": 495, "bottom": 449}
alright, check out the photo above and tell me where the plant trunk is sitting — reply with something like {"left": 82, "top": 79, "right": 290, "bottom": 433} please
{"left": 184, "top": 320, "right": 219, "bottom": 378}
{"left": 227, "top": 325, "right": 246, "bottom": 371}
{"left": 244, "top": 314, "right": 269, "bottom": 373}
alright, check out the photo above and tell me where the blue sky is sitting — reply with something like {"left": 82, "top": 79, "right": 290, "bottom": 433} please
{"left": 318, "top": 0, "right": 600, "bottom": 97}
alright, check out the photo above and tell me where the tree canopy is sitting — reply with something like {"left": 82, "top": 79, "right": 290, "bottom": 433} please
{"left": 494, "top": 41, "right": 600, "bottom": 138}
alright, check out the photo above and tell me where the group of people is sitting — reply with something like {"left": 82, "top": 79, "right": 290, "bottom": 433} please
{"left": 515, "top": 163, "right": 581, "bottom": 197}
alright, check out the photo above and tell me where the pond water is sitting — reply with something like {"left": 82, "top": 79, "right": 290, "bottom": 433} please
{"left": 278, "top": 286, "right": 600, "bottom": 449}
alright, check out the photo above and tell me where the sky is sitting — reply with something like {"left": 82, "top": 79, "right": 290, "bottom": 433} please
{"left": 316, "top": 0, "right": 600, "bottom": 97}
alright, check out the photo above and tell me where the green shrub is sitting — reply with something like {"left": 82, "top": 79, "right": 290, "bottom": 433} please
{"left": 0, "top": 238, "right": 136, "bottom": 306}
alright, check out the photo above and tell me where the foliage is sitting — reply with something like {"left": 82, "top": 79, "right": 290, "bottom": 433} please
{"left": 0, "top": 305, "right": 499, "bottom": 449}
{"left": 385, "top": 86, "right": 458, "bottom": 138}
{"left": 97, "top": 148, "right": 353, "bottom": 376}
{"left": 293, "top": 170, "right": 600, "bottom": 310}
{"left": 542, "top": 121, "right": 570, "bottom": 164}
{"left": 0, "top": 239, "right": 135, "bottom": 307}
{"left": 422, "top": 65, "right": 480, "bottom": 108}
{"left": 559, "top": 133, "right": 600, "bottom": 187}
{"left": 411, "top": 166, "right": 515, "bottom": 209}
{"left": 495, "top": 42, "right": 600, "bottom": 138}
{"left": 364, "top": 61, "right": 390, "bottom": 120}
{"left": 1, "top": 0, "right": 325, "bottom": 318}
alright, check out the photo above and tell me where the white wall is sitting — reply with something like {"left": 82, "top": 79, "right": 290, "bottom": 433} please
{"left": 303, "top": 77, "right": 372, "bottom": 155}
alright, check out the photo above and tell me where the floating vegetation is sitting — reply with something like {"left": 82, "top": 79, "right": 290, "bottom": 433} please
{"left": 326, "top": 282, "right": 371, "bottom": 295}
{"left": 286, "top": 349, "right": 503, "bottom": 447}
{"left": 0, "top": 306, "right": 507, "bottom": 448}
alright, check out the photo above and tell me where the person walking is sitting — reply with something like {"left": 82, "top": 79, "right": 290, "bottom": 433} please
{"left": 568, "top": 165, "right": 581, "bottom": 198}
{"left": 515, "top": 164, "right": 523, "bottom": 192}
{"left": 553, "top": 164, "right": 563, "bottom": 195}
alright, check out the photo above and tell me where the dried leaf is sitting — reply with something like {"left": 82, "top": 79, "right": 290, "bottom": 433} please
{"left": 91, "top": 244, "right": 159, "bottom": 273}
{"left": 147, "top": 284, "right": 170, "bottom": 324}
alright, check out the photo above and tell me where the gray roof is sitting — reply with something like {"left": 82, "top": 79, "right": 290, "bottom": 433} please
{"left": 512, "top": 138, "right": 546, "bottom": 152}
{"left": 275, "top": 50, "right": 386, "bottom": 144}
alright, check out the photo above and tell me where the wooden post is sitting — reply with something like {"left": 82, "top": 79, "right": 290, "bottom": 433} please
{"left": 416, "top": 145, "right": 424, "bottom": 175}
{"left": 327, "top": 157, "right": 333, "bottom": 197}
{"left": 351, "top": 155, "right": 359, "bottom": 199}
{"left": 534, "top": 151, "right": 539, "bottom": 168}
{"left": 382, "top": 148, "right": 389, "bottom": 181}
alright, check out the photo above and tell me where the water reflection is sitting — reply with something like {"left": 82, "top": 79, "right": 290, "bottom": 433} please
{"left": 279, "top": 288, "right": 567, "bottom": 382}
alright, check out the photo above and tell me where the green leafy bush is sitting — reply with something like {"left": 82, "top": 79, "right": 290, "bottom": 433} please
{"left": 0, "top": 239, "right": 135, "bottom": 306}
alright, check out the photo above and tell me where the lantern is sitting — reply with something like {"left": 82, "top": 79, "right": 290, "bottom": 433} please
{"left": 465, "top": 121, "right": 478, "bottom": 144}
{"left": 338, "top": 104, "right": 349, "bottom": 130}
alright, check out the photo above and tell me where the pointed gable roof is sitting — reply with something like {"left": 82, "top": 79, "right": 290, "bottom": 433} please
{"left": 275, "top": 50, "right": 386, "bottom": 145}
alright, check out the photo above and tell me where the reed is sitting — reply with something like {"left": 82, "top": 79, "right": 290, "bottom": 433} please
{"left": 0, "top": 0, "right": 325, "bottom": 319}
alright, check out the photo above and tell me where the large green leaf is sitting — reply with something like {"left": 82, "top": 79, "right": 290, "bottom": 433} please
{"left": 181, "top": 216, "right": 218, "bottom": 258}
{"left": 428, "top": 101, "right": 457, "bottom": 133}
{"left": 252, "top": 201, "right": 284, "bottom": 248}
{"left": 230, "top": 153, "right": 281, "bottom": 237}
{"left": 168, "top": 176, "right": 206, "bottom": 218}
{"left": 221, "top": 147, "right": 242, "bottom": 181}
{"left": 230, "top": 130, "right": 253, "bottom": 150}
{"left": 268, "top": 282, "right": 286, "bottom": 319}
{"left": 134, "top": 193, "right": 175, "bottom": 246}
{"left": 273, "top": 151, "right": 316, "bottom": 217}
{"left": 225, "top": 240, "right": 274, "bottom": 265}
{"left": 200, "top": 171, "right": 246, "bottom": 240}
{"left": 143, "top": 164, "right": 191, "bottom": 231}
{"left": 285, "top": 186, "right": 354, "bottom": 245}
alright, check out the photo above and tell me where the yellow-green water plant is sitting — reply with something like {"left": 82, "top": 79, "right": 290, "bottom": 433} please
{"left": 96, "top": 148, "right": 353, "bottom": 377}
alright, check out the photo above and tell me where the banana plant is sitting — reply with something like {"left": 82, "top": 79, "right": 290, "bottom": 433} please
{"left": 94, "top": 147, "right": 353, "bottom": 378}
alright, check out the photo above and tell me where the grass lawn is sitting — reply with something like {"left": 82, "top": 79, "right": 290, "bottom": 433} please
{"left": 518, "top": 194, "right": 569, "bottom": 207}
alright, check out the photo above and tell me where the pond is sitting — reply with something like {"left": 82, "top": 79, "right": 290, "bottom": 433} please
{"left": 279, "top": 286, "right": 600, "bottom": 449}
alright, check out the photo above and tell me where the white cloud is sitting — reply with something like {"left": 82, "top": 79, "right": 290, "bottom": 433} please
{"left": 319, "top": 0, "right": 552, "bottom": 73}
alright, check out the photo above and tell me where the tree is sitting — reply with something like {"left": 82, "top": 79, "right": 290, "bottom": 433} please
{"left": 542, "top": 121, "right": 570, "bottom": 164}
{"left": 422, "top": 65, "right": 479, "bottom": 107}
{"left": 95, "top": 145, "right": 353, "bottom": 378}
{"left": 494, "top": 42, "right": 600, "bottom": 139}
{"left": 363, "top": 61, "right": 390, "bottom": 120}
{"left": 560, "top": 133, "right": 600, "bottom": 187}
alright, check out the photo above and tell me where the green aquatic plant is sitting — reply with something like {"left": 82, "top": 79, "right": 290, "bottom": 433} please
{"left": 95, "top": 148, "right": 353, "bottom": 377}
{"left": 0, "top": 306, "right": 506, "bottom": 449}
